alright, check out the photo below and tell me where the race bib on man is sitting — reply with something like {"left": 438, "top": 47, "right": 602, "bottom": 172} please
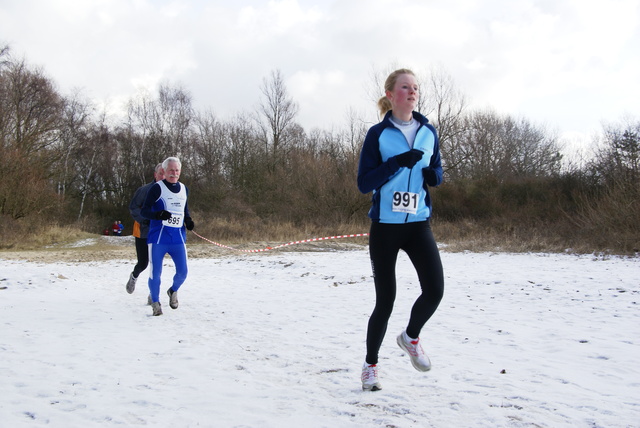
{"left": 392, "top": 191, "right": 419, "bottom": 214}
{"left": 163, "top": 212, "right": 184, "bottom": 228}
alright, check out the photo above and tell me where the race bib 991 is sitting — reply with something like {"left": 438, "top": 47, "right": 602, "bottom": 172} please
{"left": 392, "top": 191, "right": 418, "bottom": 214}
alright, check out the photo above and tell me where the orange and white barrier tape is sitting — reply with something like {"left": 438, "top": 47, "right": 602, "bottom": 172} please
{"left": 191, "top": 231, "right": 369, "bottom": 253}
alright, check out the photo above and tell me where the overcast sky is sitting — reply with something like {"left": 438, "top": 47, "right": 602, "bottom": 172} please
{"left": 1, "top": 0, "right": 638, "bottom": 145}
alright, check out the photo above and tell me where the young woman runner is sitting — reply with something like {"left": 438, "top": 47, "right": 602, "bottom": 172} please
{"left": 357, "top": 68, "right": 445, "bottom": 391}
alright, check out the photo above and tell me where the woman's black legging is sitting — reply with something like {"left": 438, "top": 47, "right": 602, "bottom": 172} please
{"left": 365, "top": 220, "right": 444, "bottom": 365}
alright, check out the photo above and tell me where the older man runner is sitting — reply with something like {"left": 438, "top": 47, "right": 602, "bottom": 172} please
{"left": 140, "top": 157, "right": 195, "bottom": 316}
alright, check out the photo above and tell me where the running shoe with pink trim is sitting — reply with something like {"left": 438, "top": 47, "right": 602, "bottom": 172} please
{"left": 361, "top": 363, "right": 382, "bottom": 391}
{"left": 397, "top": 331, "right": 431, "bottom": 372}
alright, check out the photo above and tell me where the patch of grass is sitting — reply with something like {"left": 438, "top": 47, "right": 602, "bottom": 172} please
{"left": 432, "top": 218, "right": 638, "bottom": 255}
{"left": 0, "top": 217, "right": 96, "bottom": 251}
{"left": 1, "top": 214, "right": 637, "bottom": 257}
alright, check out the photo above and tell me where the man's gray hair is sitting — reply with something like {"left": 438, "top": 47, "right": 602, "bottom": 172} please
{"left": 162, "top": 157, "right": 181, "bottom": 170}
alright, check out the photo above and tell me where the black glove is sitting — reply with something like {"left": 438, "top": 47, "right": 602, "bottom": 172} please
{"left": 423, "top": 167, "right": 438, "bottom": 187}
{"left": 395, "top": 149, "right": 424, "bottom": 168}
{"left": 184, "top": 217, "right": 195, "bottom": 231}
{"left": 155, "top": 210, "right": 172, "bottom": 220}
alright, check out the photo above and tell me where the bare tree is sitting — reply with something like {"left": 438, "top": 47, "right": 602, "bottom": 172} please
{"left": 342, "top": 106, "right": 369, "bottom": 158}
{"left": 56, "top": 90, "right": 95, "bottom": 199}
{"left": 74, "top": 116, "right": 109, "bottom": 220}
{"left": 255, "top": 69, "right": 299, "bottom": 168}
{"left": 448, "top": 109, "right": 562, "bottom": 181}
{"left": 0, "top": 46, "right": 11, "bottom": 149}
{"left": 192, "top": 110, "right": 224, "bottom": 183}
{"left": 0, "top": 55, "right": 64, "bottom": 218}
{"left": 125, "top": 83, "right": 194, "bottom": 183}
{"left": 0, "top": 44, "right": 9, "bottom": 62}
{"left": 419, "top": 65, "right": 467, "bottom": 171}
{"left": 0, "top": 58, "right": 63, "bottom": 163}
{"left": 598, "top": 117, "right": 640, "bottom": 186}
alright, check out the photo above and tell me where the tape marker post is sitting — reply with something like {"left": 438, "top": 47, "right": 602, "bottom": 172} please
{"left": 191, "top": 231, "right": 369, "bottom": 253}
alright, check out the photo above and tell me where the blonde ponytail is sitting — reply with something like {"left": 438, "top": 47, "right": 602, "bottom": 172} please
{"left": 377, "top": 96, "right": 392, "bottom": 118}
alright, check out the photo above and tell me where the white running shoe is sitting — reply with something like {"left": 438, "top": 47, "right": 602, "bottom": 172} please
{"left": 361, "top": 363, "right": 382, "bottom": 391}
{"left": 397, "top": 332, "right": 431, "bottom": 372}
{"left": 167, "top": 288, "right": 178, "bottom": 309}
{"left": 126, "top": 273, "right": 137, "bottom": 294}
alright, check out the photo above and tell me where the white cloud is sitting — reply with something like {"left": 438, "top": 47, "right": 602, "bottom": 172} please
{"left": 0, "top": 0, "right": 638, "bottom": 142}
{"left": 288, "top": 68, "right": 350, "bottom": 128}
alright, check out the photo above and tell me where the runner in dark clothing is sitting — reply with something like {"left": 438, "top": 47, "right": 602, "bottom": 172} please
{"left": 126, "top": 163, "right": 164, "bottom": 296}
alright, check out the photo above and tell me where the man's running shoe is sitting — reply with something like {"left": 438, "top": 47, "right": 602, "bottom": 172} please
{"left": 151, "top": 302, "right": 163, "bottom": 316}
{"left": 397, "top": 331, "right": 431, "bottom": 372}
{"left": 167, "top": 288, "right": 178, "bottom": 309}
{"left": 361, "top": 363, "right": 382, "bottom": 391}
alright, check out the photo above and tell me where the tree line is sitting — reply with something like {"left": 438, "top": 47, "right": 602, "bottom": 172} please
{"left": 1, "top": 47, "right": 638, "bottom": 253}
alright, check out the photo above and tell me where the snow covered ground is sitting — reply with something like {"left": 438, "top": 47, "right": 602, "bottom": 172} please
{"left": 1, "top": 245, "right": 638, "bottom": 427}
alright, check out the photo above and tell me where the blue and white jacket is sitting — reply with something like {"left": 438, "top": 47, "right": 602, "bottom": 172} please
{"left": 357, "top": 111, "right": 443, "bottom": 223}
